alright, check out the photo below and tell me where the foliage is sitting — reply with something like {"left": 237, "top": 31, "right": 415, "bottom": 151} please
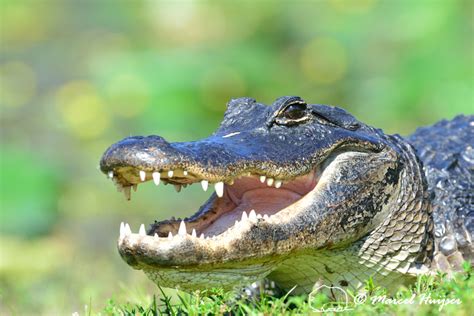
{"left": 98, "top": 264, "right": 473, "bottom": 316}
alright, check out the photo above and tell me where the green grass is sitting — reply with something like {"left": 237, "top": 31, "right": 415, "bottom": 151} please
{"left": 97, "top": 263, "right": 472, "bottom": 316}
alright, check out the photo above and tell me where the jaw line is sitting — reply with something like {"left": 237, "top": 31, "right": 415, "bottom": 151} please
{"left": 116, "top": 163, "right": 334, "bottom": 268}
{"left": 115, "top": 149, "right": 380, "bottom": 269}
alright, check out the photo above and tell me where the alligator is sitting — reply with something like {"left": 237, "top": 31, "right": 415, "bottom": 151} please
{"left": 100, "top": 96, "right": 473, "bottom": 295}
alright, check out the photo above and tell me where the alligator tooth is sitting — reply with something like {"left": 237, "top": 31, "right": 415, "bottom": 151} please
{"left": 263, "top": 214, "right": 269, "bottom": 220}
{"left": 235, "top": 220, "right": 239, "bottom": 226}
{"left": 124, "top": 223, "right": 132, "bottom": 235}
{"left": 266, "top": 178, "right": 274, "bottom": 186}
{"left": 183, "top": 170, "right": 188, "bottom": 176}
{"left": 139, "top": 170, "right": 146, "bottom": 181}
{"left": 174, "top": 185, "right": 182, "bottom": 192}
{"left": 259, "top": 175, "right": 266, "bottom": 183}
{"left": 108, "top": 171, "right": 114, "bottom": 179}
{"left": 139, "top": 224, "right": 146, "bottom": 236}
{"left": 241, "top": 211, "right": 248, "bottom": 221}
{"left": 154, "top": 233, "right": 159, "bottom": 240}
{"left": 201, "top": 180, "right": 209, "bottom": 191}
{"left": 132, "top": 184, "right": 138, "bottom": 192}
{"left": 191, "top": 228, "right": 197, "bottom": 238}
{"left": 152, "top": 172, "right": 161, "bottom": 185}
{"left": 168, "top": 231, "right": 173, "bottom": 240}
{"left": 119, "top": 222, "right": 125, "bottom": 238}
{"left": 123, "top": 186, "right": 131, "bottom": 200}
{"left": 215, "top": 182, "right": 224, "bottom": 197}
{"left": 257, "top": 214, "right": 262, "bottom": 219}
{"left": 249, "top": 209, "right": 257, "bottom": 220}
{"left": 200, "top": 233, "right": 204, "bottom": 239}
{"left": 168, "top": 170, "right": 174, "bottom": 178}
{"left": 274, "top": 180, "right": 282, "bottom": 188}
{"left": 178, "top": 220, "right": 187, "bottom": 236}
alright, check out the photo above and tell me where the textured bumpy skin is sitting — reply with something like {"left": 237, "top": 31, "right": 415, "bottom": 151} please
{"left": 100, "top": 96, "right": 473, "bottom": 295}
{"left": 408, "top": 116, "right": 474, "bottom": 272}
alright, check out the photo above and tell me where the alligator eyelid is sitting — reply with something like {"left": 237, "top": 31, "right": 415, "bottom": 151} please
{"left": 274, "top": 116, "right": 312, "bottom": 126}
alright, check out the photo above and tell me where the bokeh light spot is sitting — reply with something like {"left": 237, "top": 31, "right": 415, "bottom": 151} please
{"left": 55, "top": 81, "right": 110, "bottom": 139}
{"left": 0, "top": 61, "right": 37, "bottom": 108}
{"left": 0, "top": 1, "right": 50, "bottom": 49}
{"left": 105, "top": 74, "right": 150, "bottom": 118}
{"left": 300, "top": 37, "right": 348, "bottom": 85}
{"left": 147, "top": 2, "right": 228, "bottom": 45}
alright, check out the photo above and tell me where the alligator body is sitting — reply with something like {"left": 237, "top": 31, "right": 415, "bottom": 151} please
{"left": 100, "top": 96, "right": 473, "bottom": 294}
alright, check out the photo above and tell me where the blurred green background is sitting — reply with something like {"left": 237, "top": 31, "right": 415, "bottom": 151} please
{"left": 0, "top": 0, "right": 472, "bottom": 314}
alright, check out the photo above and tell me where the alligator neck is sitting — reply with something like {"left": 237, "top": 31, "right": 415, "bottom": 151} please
{"left": 270, "top": 134, "right": 434, "bottom": 293}
{"left": 359, "top": 134, "right": 433, "bottom": 276}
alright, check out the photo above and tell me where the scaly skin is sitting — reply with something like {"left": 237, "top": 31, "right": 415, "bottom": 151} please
{"left": 100, "top": 96, "right": 473, "bottom": 294}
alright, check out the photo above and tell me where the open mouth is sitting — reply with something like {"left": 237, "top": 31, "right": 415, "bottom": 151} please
{"left": 109, "top": 165, "right": 321, "bottom": 241}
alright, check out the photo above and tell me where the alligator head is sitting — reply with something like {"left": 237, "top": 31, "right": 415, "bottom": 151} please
{"left": 100, "top": 96, "right": 432, "bottom": 293}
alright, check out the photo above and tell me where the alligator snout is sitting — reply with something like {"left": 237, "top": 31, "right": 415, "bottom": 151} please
{"left": 100, "top": 135, "right": 182, "bottom": 172}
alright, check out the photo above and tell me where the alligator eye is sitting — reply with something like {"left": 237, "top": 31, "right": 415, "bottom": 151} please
{"left": 282, "top": 104, "right": 307, "bottom": 120}
{"left": 268, "top": 97, "right": 310, "bottom": 127}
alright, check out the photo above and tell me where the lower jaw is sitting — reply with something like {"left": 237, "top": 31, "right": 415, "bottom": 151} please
{"left": 142, "top": 260, "right": 275, "bottom": 291}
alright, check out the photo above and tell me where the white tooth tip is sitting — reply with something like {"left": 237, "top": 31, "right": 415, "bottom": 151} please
{"left": 201, "top": 180, "right": 209, "bottom": 191}
{"left": 139, "top": 224, "right": 146, "bottom": 236}
{"left": 124, "top": 223, "right": 132, "bottom": 235}
{"left": 275, "top": 180, "right": 282, "bottom": 188}
{"left": 108, "top": 171, "right": 114, "bottom": 179}
{"left": 266, "top": 178, "right": 274, "bottom": 186}
{"left": 191, "top": 228, "right": 197, "bottom": 238}
{"left": 168, "top": 170, "right": 174, "bottom": 178}
{"left": 257, "top": 214, "right": 262, "bottom": 219}
{"left": 249, "top": 209, "right": 257, "bottom": 220}
{"left": 215, "top": 182, "right": 224, "bottom": 198}
{"left": 178, "top": 220, "right": 187, "bottom": 236}
{"left": 199, "top": 233, "right": 204, "bottom": 239}
{"left": 168, "top": 231, "right": 173, "bottom": 240}
{"left": 152, "top": 172, "right": 161, "bottom": 185}
{"left": 139, "top": 170, "right": 146, "bottom": 181}
{"left": 119, "top": 222, "right": 125, "bottom": 237}
{"left": 154, "top": 233, "right": 159, "bottom": 240}
{"left": 183, "top": 170, "right": 188, "bottom": 176}
{"left": 259, "top": 175, "right": 266, "bottom": 183}
{"left": 241, "top": 211, "right": 248, "bottom": 221}
{"left": 263, "top": 214, "right": 269, "bottom": 220}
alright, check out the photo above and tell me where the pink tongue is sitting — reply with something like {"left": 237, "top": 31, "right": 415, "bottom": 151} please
{"left": 201, "top": 188, "right": 301, "bottom": 236}
{"left": 238, "top": 188, "right": 302, "bottom": 215}
{"left": 227, "top": 173, "right": 316, "bottom": 201}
